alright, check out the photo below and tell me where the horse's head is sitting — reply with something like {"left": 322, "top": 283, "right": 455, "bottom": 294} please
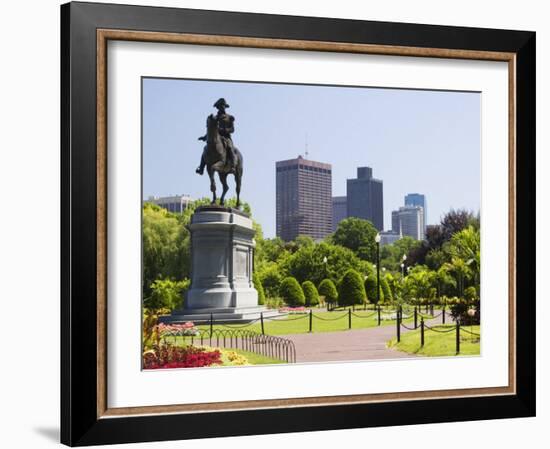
{"left": 206, "top": 114, "right": 217, "bottom": 130}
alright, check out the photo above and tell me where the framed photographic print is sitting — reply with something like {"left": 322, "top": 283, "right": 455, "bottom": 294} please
{"left": 61, "top": 1, "right": 536, "bottom": 446}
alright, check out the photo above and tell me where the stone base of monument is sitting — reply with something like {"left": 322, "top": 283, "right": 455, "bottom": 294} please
{"left": 159, "top": 306, "right": 284, "bottom": 324}
{"left": 160, "top": 205, "right": 286, "bottom": 324}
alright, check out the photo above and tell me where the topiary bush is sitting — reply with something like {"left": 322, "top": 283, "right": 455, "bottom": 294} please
{"left": 253, "top": 272, "right": 266, "bottom": 305}
{"left": 338, "top": 269, "right": 367, "bottom": 306}
{"left": 318, "top": 278, "right": 338, "bottom": 304}
{"left": 302, "top": 281, "right": 319, "bottom": 307}
{"left": 380, "top": 277, "right": 392, "bottom": 303}
{"left": 364, "top": 275, "right": 384, "bottom": 304}
{"left": 279, "top": 276, "right": 306, "bottom": 306}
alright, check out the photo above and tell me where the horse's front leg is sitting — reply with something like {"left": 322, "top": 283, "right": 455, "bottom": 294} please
{"left": 219, "top": 172, "right": 229, "bottom": 206}
{"left": 208, "top": 168, "right": 217, "bottom": 204}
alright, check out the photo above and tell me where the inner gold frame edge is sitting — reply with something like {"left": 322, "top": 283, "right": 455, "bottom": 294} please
{"left": 96, "top": 29, "right": 517, "bottom": 419}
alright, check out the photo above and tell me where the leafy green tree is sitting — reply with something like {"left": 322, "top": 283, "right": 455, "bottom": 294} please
{"left": 145, "top": 278, "right": 189, "bottom": 312}
{"left": 279, "top": 277, "right": 305, "bottom": 306}
{"left": 338, "top": 269, "right": 367, "bottom": 306}
{"left": 432, "top": 265, "right": 456, "bottom": 302}
{"left": 444, "top": 257, "right": 472, "bottom": 297}
{"left": 318, "top": 279, "right": 338, "bottom": 303}
{"left": 256, "top": 262, "right": 284, "bottom": 298}
{"left": 142, "top": 204, "right": 189, "bottom": 296}
{"left": 302, "top": 281, "right": 320, "bottom": 307}
{"left": 379, "top": 236, "right": 422, "bottom": 271}
{"left": 283, "top": 241, "right": 368, "bottom": 287}
{"left": 332, "top": 217, "right": 378, "bottom": 262}
{"left": 253, "top": 272, "right": 266, "bottom": 305}
{"left": 404, "top": 267, "right": 435, "bottom": 302}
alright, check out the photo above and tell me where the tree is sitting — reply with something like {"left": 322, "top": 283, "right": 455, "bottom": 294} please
{"left": 318, "top": 279, "right": 338, "bottom": 303}
{"left": 302, "top": 281, "right": 319, "bottom": 307}
{"left": 432, "top": 265, "right": 456, "bottom": 302}
{"left": 332, "top": 217, "right": 378, "bottom": 262}
{"left": 142, "top": 204, "right": 189, "bottom": 297}
{"left": 253, "top": 272, "right": 266, "bottom": 305}
{"left": 279, "top": 277, "right": 305, "bottom": 306}
{"left": 144, "top": 278, "right": 189, "bottom": 312}
{"left": 444, "top": 257, "right": 472, "bottom": 297}
{"left": 440, "top": 209, "right": 475, "bottom": 241}
{"left": 404, "top": 267, "right": 435, "bottom": 303}
{"left": 283, "top": 241, "right": 368, "bottom": 287}
{"left": 256, "top": 262, "right": 284, "bottom": 298}
{"left": 338, "top": 269, "right": 367, "bottom": 306}
{"left": 379, "top": 236, "right": 421, "bottom": 271}
{"left": 425, "top": 224, "right": 446, "bottom": 250}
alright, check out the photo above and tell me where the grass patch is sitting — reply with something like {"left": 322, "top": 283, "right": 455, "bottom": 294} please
{"left": 191, "top": 308, "right": 416, "bottom": 336}
{"left": 388, "top": 324, "right": 480, "bottom": 357}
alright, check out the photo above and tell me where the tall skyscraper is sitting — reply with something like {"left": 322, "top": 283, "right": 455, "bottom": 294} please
{"left": 405, "top": 193, "right": 427, "bottom": 231}
{"left": 391, "top": 205, "right": 425, "bottom": 240}
{"left": 346, "top": 167, "right": 384, "bottom": 231}
{"left": 276, "top": 156, "right": 332, "bottom": 241}
{"left": 332, "top": 196, "right": 347, "bottom": 232}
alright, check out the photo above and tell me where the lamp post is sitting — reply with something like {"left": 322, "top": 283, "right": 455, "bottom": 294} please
{"left": 375, "top": 233, "right": 381, "bottom": 306}
{"left": 323, "top": 256, "right": 328, "bottom": 310}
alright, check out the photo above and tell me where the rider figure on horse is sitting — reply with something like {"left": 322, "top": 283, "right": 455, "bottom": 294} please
{"left": 196, "top": 98, "right": 236, "bottom": 175}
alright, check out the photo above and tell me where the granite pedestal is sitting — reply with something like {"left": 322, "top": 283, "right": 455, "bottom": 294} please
{"left": 160, "top": 206, "right": 282, "bottom": 324}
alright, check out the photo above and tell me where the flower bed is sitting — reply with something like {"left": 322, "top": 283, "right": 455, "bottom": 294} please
{"left": 278, "top": 306, "right": 308, "bottom": 314}
{"left": 143, "top": 344, "right": 222, "bottom": 369}
{"left": 157, "top": 321, "right": 199, "bottom": 337}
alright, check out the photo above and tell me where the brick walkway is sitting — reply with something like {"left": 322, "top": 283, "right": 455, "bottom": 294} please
{"left": 281, "top": 311, "right": 449, "bottom": 363}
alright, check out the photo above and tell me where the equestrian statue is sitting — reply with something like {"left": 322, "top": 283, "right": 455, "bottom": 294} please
{"left": 196, "top": 98, "right": 243, "bottom": 207}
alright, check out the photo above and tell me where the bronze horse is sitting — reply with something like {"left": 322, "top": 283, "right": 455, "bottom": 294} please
{"left": 202, "top": 114, "right": 243, "bottom": 207}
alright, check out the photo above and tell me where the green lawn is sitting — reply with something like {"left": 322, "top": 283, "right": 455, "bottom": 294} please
{"left": 388, "top": 324, "right": 480, "bottom": 357}
{"left": 223, "top": 348, "right": 284, "bottom": 365}
{"left": 189, "top": 307, "right": 417, "bottom": 336}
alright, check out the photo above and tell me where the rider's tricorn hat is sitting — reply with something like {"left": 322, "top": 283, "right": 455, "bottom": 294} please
{"left": 214, "top": 98, "right": 230, "bottom": 109}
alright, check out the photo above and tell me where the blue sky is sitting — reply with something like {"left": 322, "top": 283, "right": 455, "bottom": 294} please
{"left": 143, "top": 78, "right": 480, "bottom": 238}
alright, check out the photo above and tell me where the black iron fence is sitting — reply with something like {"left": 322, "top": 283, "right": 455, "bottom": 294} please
{"left": 395, "top": 307, "right": 480, "bottom": 354}
{"left": 164, "top": 328, "right": 296, "bottom": 364}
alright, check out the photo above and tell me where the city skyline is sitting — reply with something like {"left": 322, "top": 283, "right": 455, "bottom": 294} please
{"left": 143, "top": 78, "right": 480, "bottom": 238}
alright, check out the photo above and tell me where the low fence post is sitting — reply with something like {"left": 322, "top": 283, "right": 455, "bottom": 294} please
{"left": 442, "top": 306, "right": 446, "bottom": 324}
{"left": 414, "top": 306, "right": 418, "bottom": 329}
{"left": 377, "top": 305, "right": 381, "bottom": 326}
{"left": 430, "top": 304, "right": 434, "bottom": 316}
{"left": 210, "top": 313, "right": 214, "bottom": 338}
{"left": 309, "top": 309, "right": 313, "bottom": 333}
{"left": 260, "top": 312, "right": 265, "bottom": 335}
{"left": 421, "top": 318, "right": 425, "bottom": 346}
{"left": 396, "top": 309, "right": 401, "bottom": 342}
{"left": 456, "top": 321, "right": 461, "bottom": 354}
{"left": 348, "top": 308, "right": 352, "bottom": 330}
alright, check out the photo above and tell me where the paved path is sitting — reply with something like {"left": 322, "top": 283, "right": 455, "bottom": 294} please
{"left": 281, "top": 311, "right": 449, "bottom": 363}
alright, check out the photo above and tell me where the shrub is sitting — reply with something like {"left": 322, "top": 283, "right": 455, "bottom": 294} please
{"left": 279, "top": 277, "right": 306, "bottom": 306}
{"left": 302, "top": 281, "right": 319, "bottom": 307}
{"left": 318, "top": 278, "right": 338, "bottom": 304}
{"left": 380, "top": 277, "right": 392, "bottom": 303}
{"left": 364, "top": 275, "right": 383, "bottom": 304}
{"left": 253, "top": 272, "right": 266, "bottom": 305}
{"left": 464, "top": 286, "right": 478, "bottom": 302}
{"left": 338, "top": 269, "right": 367, "bottom": 306}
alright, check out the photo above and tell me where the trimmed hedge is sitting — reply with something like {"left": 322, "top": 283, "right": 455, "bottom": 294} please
{"left": 380, "top": 277, "right": 392, "bottom": 303}
{"left": 302, "top": 281, "right": 319, "bottom": 307}
{"left": 253, "top": 272, "right": 266, "bottom": 305}
{"left": 338, "top": 269, "right": 367, "bottom": 306}
{"left": 279, "top": 277, "right": 306, "bottom": 306}
{"left": 318, "top": 278, "right": 338, "bottom": 303}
